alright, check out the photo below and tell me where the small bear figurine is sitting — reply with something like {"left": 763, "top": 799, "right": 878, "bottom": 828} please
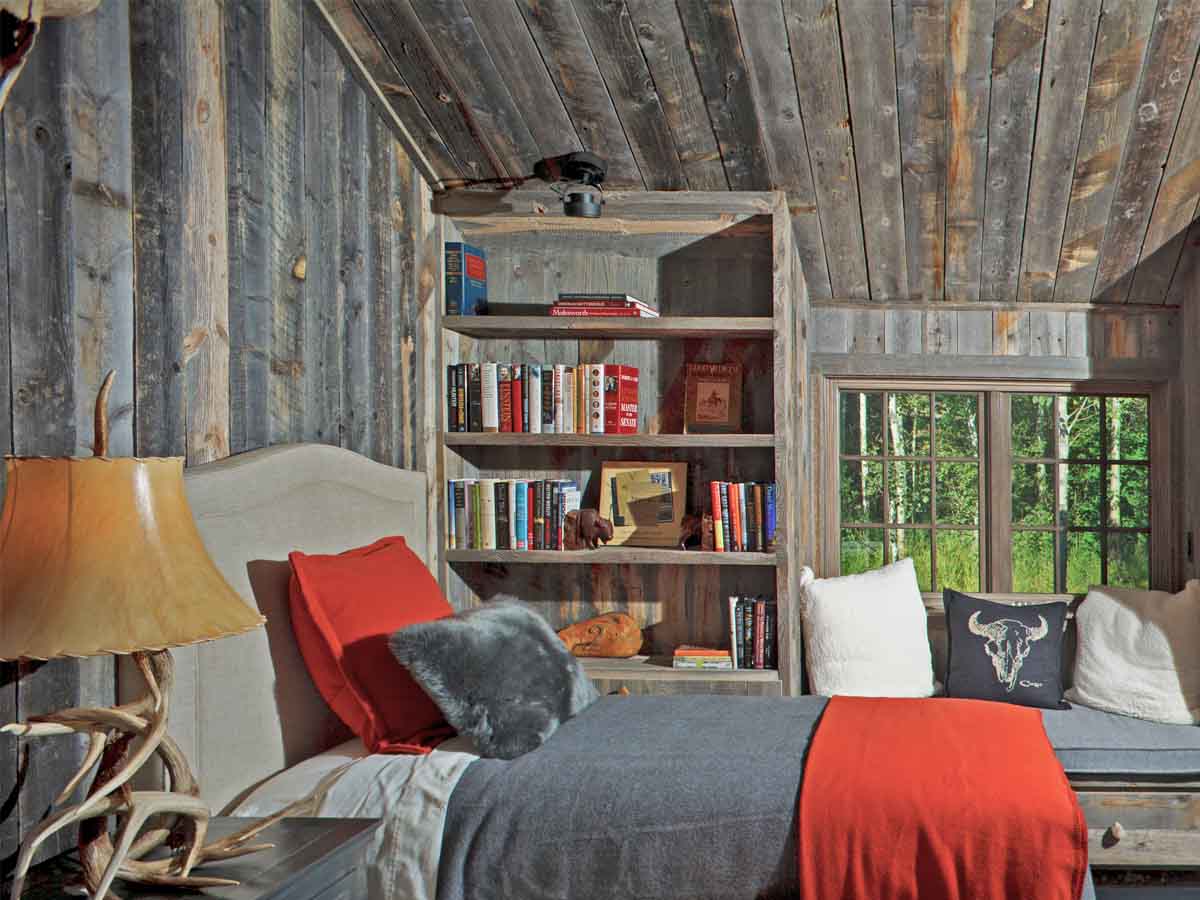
{"left": 563, "top": 508, "right": 614, "bottom": 550}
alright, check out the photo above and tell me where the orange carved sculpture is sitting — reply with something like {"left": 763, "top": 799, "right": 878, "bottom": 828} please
{"left": 557, "top": 612, "right": 643, "bottom": 658}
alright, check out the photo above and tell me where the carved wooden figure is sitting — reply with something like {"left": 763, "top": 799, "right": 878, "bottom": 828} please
{"left": 557, "top": 612, "right": 644, "bottom": 658}
{"left": 562, "top": 508, "right": 614, "bottom": 550}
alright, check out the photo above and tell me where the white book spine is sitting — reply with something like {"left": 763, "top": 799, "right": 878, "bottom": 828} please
{"left": 588, "top": 364, "right": 605, "bottom": 434}
{"left": 478, "top": 479, "right": 497, "bottom": 550}
{"left": 481, "top": 362, "right": 499, "bottom": 432}
{"left": 563, "top": 367, "right": 575, "bottom": 434}
{"left": 529, "top": 366, "right": 542, "bottom": 434}
{"left": 728, "top": 595, "right": 740, "bottom": 669}
{"left": 553, "top": 365, "right": 566, "bottom": 432}
{"left": 507, "top": 481, "right": 517, "bottom": 548}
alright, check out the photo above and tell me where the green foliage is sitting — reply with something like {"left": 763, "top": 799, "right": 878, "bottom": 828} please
{"left": 838, "top": 389, "right": 1152, "bottom": 593}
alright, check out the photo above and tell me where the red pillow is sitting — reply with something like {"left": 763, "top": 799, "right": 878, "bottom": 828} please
{"left": 288, "top": 536, "right": 455, "bottom": 753}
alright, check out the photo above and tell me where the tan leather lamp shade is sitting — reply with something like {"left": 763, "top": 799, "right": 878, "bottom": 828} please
{"left": 0, "top": 456, "right": 264, "bottom": 661}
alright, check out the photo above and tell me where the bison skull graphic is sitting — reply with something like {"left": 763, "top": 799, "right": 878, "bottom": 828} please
{"left": 967, "top": 612, "right": 1049, "bottom": 692}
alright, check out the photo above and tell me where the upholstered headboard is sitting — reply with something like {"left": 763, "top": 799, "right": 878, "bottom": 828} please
{"left": 118, "top": 444, "right": 428, "bottom": 813}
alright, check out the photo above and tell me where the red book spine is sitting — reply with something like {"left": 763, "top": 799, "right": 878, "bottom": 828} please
{"left": 548, "top": 308, "right": 646, "bottom": 317}
{"left": 498, "top": 366, "right": 513, "bottom": 432}
{"left": 617, "top": 366, "right": 639, "bottom": 433}
{"left": 728, "top": 483, "right": 743, "bottom": 552}
{"left": 510, "top": 369, "right": 523, "bottom": 432}
{"left": 710, "top": 481, "right": 724, "bottom": 552}
{"left": 754, "top": 599, "right": 765, "bottom": 668}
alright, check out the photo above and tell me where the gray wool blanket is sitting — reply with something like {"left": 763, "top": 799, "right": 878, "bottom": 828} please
{"left": 437, "top": 695, "right": 1100, "bottom": 900}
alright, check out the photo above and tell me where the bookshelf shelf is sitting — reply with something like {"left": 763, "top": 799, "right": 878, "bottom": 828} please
{"left": 444, "top": 432, "right": 776, "bottom": 449}
{"left": 445, "top": 548, "right": 778, "bottom": 566}
{"left": 580, "top": 656, "right": 781, "bottom": 683}
{"left": 442, "top": 315, "right": 774, "bottom": 340}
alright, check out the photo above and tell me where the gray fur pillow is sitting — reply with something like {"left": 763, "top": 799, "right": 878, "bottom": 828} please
{"left": 388, "top": 602, "right": 599, "bottom": 759}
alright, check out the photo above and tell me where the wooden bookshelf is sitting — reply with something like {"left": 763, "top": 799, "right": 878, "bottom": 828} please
{"left": 444, "top": 548, "right": 777, "bottom": 566}
{"left": 435, "top": 191, "right": 806, "bottom": 698}
{"left": 444, "top": 432, "right": 775, "bottom": 449}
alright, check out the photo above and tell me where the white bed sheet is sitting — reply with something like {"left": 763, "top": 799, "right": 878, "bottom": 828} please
{"left": 233, "top": 736, "right": 479, "bottom": 900}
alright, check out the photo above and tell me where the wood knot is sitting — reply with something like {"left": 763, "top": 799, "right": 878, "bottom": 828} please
{"left": 292, "top": 255, "right": 307, "bottom": 281}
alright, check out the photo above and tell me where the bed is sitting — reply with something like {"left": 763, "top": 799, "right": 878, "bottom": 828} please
{"left": 130, "top": 443, "right": 1200, "bottom": 899}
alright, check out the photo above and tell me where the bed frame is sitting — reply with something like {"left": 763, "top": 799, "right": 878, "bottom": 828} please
{"left": 121, "top": 442, "right": 1200, "bottom": 875}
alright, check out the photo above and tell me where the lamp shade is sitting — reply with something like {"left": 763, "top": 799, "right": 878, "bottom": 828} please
{"left": 0, "top": 456, "right": 264, "bottom": 660}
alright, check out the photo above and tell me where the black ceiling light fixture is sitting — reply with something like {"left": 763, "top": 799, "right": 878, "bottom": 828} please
{"left": 534, "top": 151, "right": 608, "bottom": 218}
{"left": 439, "top": 151, "right": 609, "bottom": 218}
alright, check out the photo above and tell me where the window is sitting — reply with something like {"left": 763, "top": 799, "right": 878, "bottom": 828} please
{"left": 836, "top": 385, "right": 1153, "bottom": 594}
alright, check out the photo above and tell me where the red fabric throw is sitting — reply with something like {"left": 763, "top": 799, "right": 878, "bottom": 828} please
{"left": 289, "top": 536, "right": 456, "bottom": 754}
{"left": 798, "top": 696, "right": 1087, "bottom": 900}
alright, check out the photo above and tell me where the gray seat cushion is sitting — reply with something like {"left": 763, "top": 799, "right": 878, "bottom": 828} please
{"left": 1043, "top": 703, "right": 1200, "bottom": 778}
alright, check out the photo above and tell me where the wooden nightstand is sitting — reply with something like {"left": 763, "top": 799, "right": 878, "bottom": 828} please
{"left": 8, "top": 818, "right": 380, "bottom": 900}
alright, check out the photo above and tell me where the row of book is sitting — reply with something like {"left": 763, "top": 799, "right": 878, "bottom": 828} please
{"left": 548, "top": 293, "right": 659, "bottom": 318}
{"left": 447, "top": 479, "right": 580, "bottom": 551}
{"left": 710, "top": 481, "right": 777, "bottom": 552}
{"left": 670, "top": 596, "right": 778, "bottom": 670}
{"left": 446, "top": 363, "right": 639, "bottom": 434}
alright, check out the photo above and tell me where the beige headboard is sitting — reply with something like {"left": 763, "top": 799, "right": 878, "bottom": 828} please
{"left": 119, "top": 443, "right": 428, "bottom": 813}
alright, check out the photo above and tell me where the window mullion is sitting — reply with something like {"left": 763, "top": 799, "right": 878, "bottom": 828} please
{"left": 988, "top": 392, "right": 1013, "bottom": 592}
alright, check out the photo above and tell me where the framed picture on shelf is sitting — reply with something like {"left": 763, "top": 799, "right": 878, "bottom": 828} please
{"left": 598, "top": 461, "right": 687, "bottom": 547}
{"left": 683, "top": 362, "right": 743, "bottom": 433}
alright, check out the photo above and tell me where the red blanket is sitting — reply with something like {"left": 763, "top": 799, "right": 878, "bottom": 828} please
{"left": 798, "top": 696, "right": 1087, "bottom": 900}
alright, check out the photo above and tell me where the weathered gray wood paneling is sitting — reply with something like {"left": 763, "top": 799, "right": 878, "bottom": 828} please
{"left": 1017, "top": 0, "right": 1102, "bottom": 303}
{"left": 2, "top": 0, "right": 437, "bottom": 866}
{"left": 944, "top": 0, "right": 993, "bottom": 302}
{"left": 894, "top": 0, "right": 948, "bottom": 300}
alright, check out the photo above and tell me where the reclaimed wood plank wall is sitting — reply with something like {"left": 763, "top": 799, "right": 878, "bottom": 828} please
{"left": 0, "top": 0, "right": 433, "bottom": 870}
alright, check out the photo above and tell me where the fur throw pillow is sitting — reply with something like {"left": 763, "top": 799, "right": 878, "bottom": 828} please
{"left": 389, "top": 602, "right": 599, "bottom": 759}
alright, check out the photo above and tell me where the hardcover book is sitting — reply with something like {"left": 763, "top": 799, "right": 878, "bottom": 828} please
{"left": 498, "top": 365, "right": 512, "bottom": 433}
{"left": 602, "top": 365, "right": 639, "bottom": 434}
{"left": 683, "top": 361, "right": 743, "bottom": 434}
{"left": 444, "top": 242, "right": 487, "bottom": 316}
{"left": 467, "top": 364, "right": 483, "bottom": 432}
{"left": 587, "top": 364, "right": 605, "bottom": 434}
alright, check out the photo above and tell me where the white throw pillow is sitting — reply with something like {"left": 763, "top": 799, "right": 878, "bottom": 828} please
{"left": 800, "top": 558, "right": 935, "bottom": 697}
{"left": 1065, "top": 581, "right": 1200, "bottom": 725}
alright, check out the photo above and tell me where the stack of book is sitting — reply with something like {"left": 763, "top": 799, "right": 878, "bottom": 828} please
{"left": 709, "top": 481, "right": 777, "bottom": 552}
{"left": 548, "top": 293, "right": 659, "bottom": 318}
{"left": 672, "top": 646, "right": 733, "bottom": 670}
{"left": 446, "top": 478, "right": 581, "bottom": 551}
{"left": 446, "top": 363, "right": 639, "bottom": 434}
{"left": 728, "top": 596, "right": 778, "bottom": 670}
{"left": 444, "top": 242, "right": 487, "bottom": 315}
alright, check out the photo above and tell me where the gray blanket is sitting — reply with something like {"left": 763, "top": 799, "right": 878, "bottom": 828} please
{"left": 439, "top": 695, "right": 1099, "bottom": 900}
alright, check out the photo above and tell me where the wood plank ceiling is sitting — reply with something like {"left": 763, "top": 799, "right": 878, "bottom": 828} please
{"left": 322, "top": 0, "right": 1200, "bottom": 305}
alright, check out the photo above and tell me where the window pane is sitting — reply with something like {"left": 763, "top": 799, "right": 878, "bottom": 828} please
{"left": 888, "top": 461, "right": 932, "bottom": 524}
{"left": 1013, "top": 463, "right": 1054, "bottom": 525}
{"left": 936, "top": 394, "right": 979, "bottom": 456}
{"left": 1012, "top": 531, "right": 1056, "bottom": 592}
{"left": 888, "top": 393, "right": 931, "bottom": 456}
{"left": 1066, "top": 531, "right": 1102, "bottom": 593}
{"left": 1064, "top": 463, "right": 1102, "bottom": 526}
{"left": 1107, "top": 397, "right": 1149, "bottom": 461}
{"left": 840, "top": 460, "right": 884, "bottom": 523}
{"left": 840, "top": 392, "right": 883, "bottom": 456}
{"left": 891, "top": 529, "right": 932, "bottom": 591}
{"left": 1107, "top": 464, "right": 1149, "bottom": 528}
{"left": 841, "top": 528, "right": 884, "bottom": 575}
{"left": 1108, "top": 532, "right": 1150, "bottom": 589}
{"left": 937, "top": 530, "right": 980, "bottom": 592}
{"left": 1062, "top": 396, "right": 1102, "bottom": 459}
{"left": 1012, "top": 394, "right": 1054, "bottom": 458}
{"left": 937, "top": 462, "right": 979, "bottom": 525}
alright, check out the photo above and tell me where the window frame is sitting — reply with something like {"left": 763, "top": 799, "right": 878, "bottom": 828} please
{"left": 819, "top": 377, "right": 1172, "bottom": 596}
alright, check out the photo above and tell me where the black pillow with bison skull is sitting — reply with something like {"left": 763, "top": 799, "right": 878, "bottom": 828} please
{"left": 944, "top": 590, "right": 1070, "bottom": 710}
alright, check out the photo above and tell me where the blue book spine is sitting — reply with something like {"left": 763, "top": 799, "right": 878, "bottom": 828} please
{"left": 444, "top": 242, "right": 488, "bottom": 316}
{"left": 765, "top": 483, "right": 777, "bottom": 550}
{"left": 515, "top": 482, "right": 527, "bottom": 550}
